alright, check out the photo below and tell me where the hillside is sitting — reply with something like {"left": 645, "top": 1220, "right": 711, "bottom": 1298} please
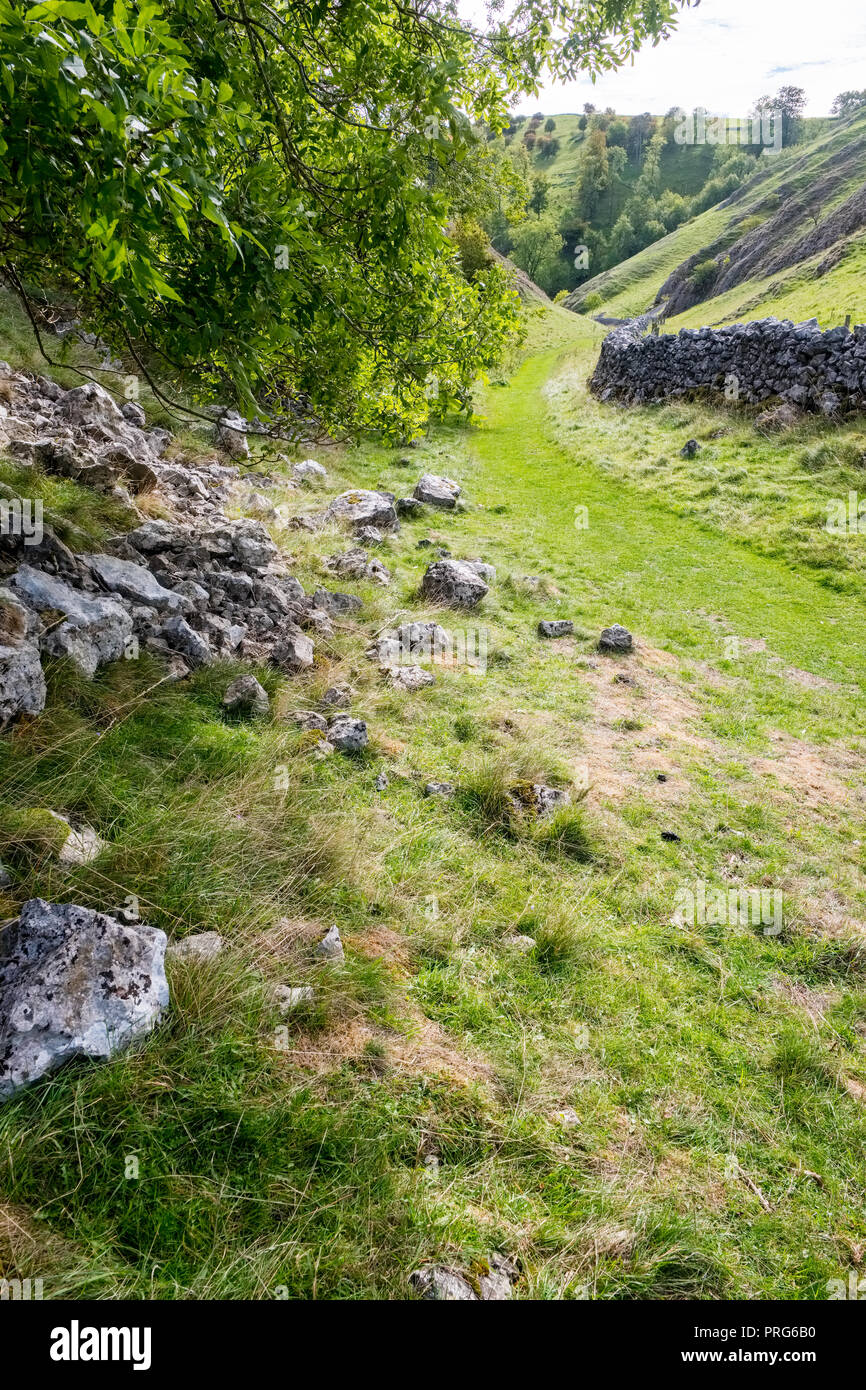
{"left": 565, "top": 109, "right": 866, "bottom": 326}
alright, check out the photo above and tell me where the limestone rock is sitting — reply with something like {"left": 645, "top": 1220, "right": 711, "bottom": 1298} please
{"left": 167, "top": 932, "right": 223, "bottom": 962}
{"left": 327, "top": 716, "right": 367, "bottom": 753}
{"left": 272, "top": 629, "right": 314, "bottom": 672}
{"left": 0, "top": 640, "right": 46, "bottom": 725}
{"left": 161, "top": 615, "right": 212, "bottom": 668}
{"left": 538, "top": 619, "right": 573, "bottom": 638}
{"left": 420, "top": 558, "right": 488, "bottom": 609}
{"left": 223, "top": 674, "right": 269, "bottom": 716}
{"left": 409, "top": 1268, "right": 477, "bottom": 1301}
{"left": 413, "top": 474, "right": 461, "bottom": 509}
{"left": 215, "top": 411, "right": 249, "bottom": 458}
{"left": 273, "top": 984, "right": 315, "bottom": 1012}
{"left": 0, "top": 899, "right": 169, "bottom": 1099}
{"left": 325, "top": 489, "right": 398, "bottom": 533}
{"left": 10, "top": 565, "right": 133, "bottom": 677}
{"left": 292, "top": 459, "right": 327, "bottom": 485}
{"left": 389, "top": 665, "right": 435, "bottom": 692}
{"left": 598, "top": 623, "right": 633, "bottom": 653}
{"left": 424, "top": 781, "right": 454, "bottom": 798}
{"left": 85, "top": 554, "right": 186, "bottom": 611}
{"left": 316, "top": 924, "right": 344, "bottom": 960}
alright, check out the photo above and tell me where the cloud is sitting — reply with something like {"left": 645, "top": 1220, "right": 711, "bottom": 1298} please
{"left": 460, "top": 0, "right": 866, "bottom": 116}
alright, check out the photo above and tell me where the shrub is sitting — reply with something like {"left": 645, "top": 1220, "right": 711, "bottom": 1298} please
{"left": 579, "top": 291, "right": 603, "bottom": 313}
{"left": 691, "top": 259, "right": 719, "bottom": 292}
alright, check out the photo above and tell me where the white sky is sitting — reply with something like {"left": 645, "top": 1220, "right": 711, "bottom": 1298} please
{"left": 460, "top": 0, "right": 866, "bottom": 116}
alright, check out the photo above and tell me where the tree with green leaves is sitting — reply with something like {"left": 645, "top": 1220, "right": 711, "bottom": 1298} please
{"left": 575, "top": 127, "right": 610, "bottom": 220}
{"left": 0, "top": 0, "right": 694, "bottom": 438}
{"left": 508, "top": 211, "right": 563, "bottom": 291}
{"left": 831, "top": 90, "right": 866, "bottom": 118}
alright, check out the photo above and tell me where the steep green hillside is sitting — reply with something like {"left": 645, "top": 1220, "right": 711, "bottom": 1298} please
{"left": 566, "top": 110, "right": 866, "bottom": 324}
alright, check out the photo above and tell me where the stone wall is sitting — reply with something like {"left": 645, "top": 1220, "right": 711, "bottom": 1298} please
{"left": 589, "top": 317, "right": 866, "bottom": 415}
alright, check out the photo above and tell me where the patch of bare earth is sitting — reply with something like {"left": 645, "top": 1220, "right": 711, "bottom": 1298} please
{"left": 771, "top": 977, "right": 836, "bottom": 1025}
{"left": 751, "top": 732, "right": 852, "bottom": 814}
{"left": 575, "top": 641, "right": 718, "bottom": 803}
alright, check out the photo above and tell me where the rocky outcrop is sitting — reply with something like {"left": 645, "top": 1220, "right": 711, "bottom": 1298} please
{"left": 0, "top": 899, "right": 168, "bottom": 1099}
{"left": 590, "top": 318, "right": 866, "bottom": 414}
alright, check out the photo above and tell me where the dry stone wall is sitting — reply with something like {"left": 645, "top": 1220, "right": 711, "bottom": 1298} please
{"left": 589, "top": 317, "right": 866, "bottom": 415}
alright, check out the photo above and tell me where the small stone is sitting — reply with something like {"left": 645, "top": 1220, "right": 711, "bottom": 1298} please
{"left": 396, "top": 497, "right": 424, "bottom": 517}
{"left": 272, "top": 629, "right": 314, "bottom": 672}
{"left": 508, "top": 934, "right": 536, "bottom": 953}
{"left": 312, "top": 740, "right": 335, "bottom": 759}
{"left": 162, "top": 615, "right": 212, "bottom": 668}
{"left": 599, "top": 624, "right": 633, "bottom": 653}
{"left": 273, "top": 984, "right": 315, "bottom": 1013}
{"left": 322, "top": 685, "right": 354, "bottom": 708}
{"left": 389, "top": 665, "right": 435, "bottom": 692}
{"left": 223, "top": 674, "right": 269, "bottom": 716}
{"left": 311, "top": 588, "right": 362, "bottom": 617}
{"left": 680, "top": 438, "right": 700, "bottom": 458}
{"left": 661, "top": 830, "right": 681, "bottom": 842}
{"left": 552, "top": 1106, "right": 581, "bottom": 1127}
{"left": 292, "top": 459, "right": 327, "bottom": 485}
{"left": 479, "top": 1253, "right": 518, "bottom": 1301}
{"left": 167, "top": 932, "right": 223, "bottom": 962}
{"left": 355, "top": 525, "right": 385, "bottom": 546}
{"left": 424, "top": 781, "right": 454, "bottom": 798}
{"left": 44, "top": 813, "right": 107, "bottom": 866}
{"left": 409, "top": 1267, "right": 478, "bottom": 1302}
{"left": 538, "top": 619, "right": 574, "bottom": 638}
{"left": 327, "top": 716, "right": 367, "bottom": 752}
{"left": 316, "top": 924, "right": 344, "bottom": 960}
{"left": 293, "top": 710, "right": 328, "bottom": 734}
{"left": 215, "top": 412, "right": 249, "bottom": 458}
{"left": 375, "top": 772, "right": 389, "bottom": 791}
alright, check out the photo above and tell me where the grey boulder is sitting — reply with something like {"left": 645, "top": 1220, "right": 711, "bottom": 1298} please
{"left": 325, "top": 489, "right": 398, "bottom": 532}
{"left": 598, "top": 623, "right": 633, "bottom": 653}
{"left": 538, "top": 620, "right": 573, "bottom": 638}
{"left": 413, "top": 474, "right": 461, "bottom": 509}
{"left": 420, "top": 558, "right": 488, "bottom": 609}
{"left": 0, "top": 899, "right": 168, "bottom": 1099}
{"left": 0, "top": 640, "right": 46, "bottom": 725}
{"left": 327, "top": 716, "right": 367, "bottom": 752}
{"left": 10, "top": 565, "right": 133, "bottom": 677}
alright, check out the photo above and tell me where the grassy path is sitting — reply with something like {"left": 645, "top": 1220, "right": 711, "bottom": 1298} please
{"left": 469, "top": 339, "right": 866, "bottom": 694}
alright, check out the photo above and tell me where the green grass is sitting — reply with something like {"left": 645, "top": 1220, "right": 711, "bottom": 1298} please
{"left": 1, "top": 301, "right": 865, "bottom": 1300}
